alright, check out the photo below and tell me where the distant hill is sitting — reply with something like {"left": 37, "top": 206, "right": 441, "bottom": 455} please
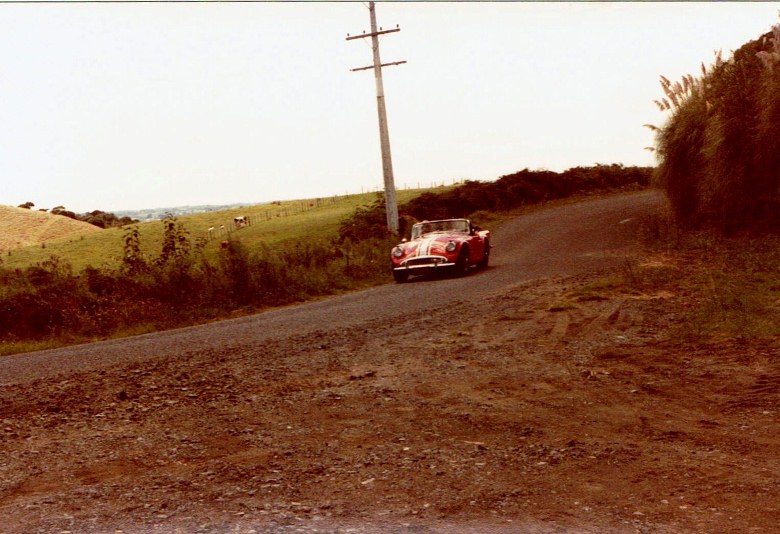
{"left": 0, "top": 205, "right": 102, "bottom": 251}
{"left": 115, "top": 203, "right": 258, "bottom": 221}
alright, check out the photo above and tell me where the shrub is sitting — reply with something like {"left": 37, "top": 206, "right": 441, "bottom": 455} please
{"left": 340, "top": 165, "right": 651, "bottom": 241}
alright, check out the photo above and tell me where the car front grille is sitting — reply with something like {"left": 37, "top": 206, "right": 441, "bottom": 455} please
{"left": 401, "top": 256, "right": 450, "bottom": 268}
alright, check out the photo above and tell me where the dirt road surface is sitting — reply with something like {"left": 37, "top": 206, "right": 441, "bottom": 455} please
{"left": 2, "top": 191, "right": 779, "bottom": 533}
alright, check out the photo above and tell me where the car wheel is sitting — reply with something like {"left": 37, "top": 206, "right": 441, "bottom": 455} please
{"left": 477, "top": 239, "right": 490, "bottom": 269}
{"left": 455, "top": 246, "right": 470, "bottom": 277}
{"left": 393, "top": 270, "right": 409, "bottom": 283}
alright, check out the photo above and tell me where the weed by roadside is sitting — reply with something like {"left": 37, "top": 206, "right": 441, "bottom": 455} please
{"left": 587, "top": 208, "right": 780, "bottom": 343}
{"left": 0, "top": 216, "right": 395, "bottom": 355}
{"left": 675, "top": 236, "right": 780, "bottom": 342}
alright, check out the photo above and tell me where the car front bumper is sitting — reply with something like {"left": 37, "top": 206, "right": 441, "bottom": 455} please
{"left": 393, "top": 255, "right": 456, "bottom": 272}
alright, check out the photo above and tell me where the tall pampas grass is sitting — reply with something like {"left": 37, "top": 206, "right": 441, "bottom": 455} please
{"left": 651, "top": 23, "right": 780, "bottom": 234}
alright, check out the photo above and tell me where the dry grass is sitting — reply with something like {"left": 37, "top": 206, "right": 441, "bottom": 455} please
{"left": 589, "top": 211, "right": 780, "bottom": 343}
{"left": 0, "top": 205, "right": 101, "bottom": 252}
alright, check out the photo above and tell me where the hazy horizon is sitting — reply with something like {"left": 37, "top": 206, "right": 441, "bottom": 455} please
{"left": 2, "top": 2, "right": 778, "bottom": 213}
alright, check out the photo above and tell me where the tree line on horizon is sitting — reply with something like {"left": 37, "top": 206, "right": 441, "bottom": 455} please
{"left": 17, "top": 201, "right": 138, "bottom": 229}
{"left": 340, "top": 163, "right": 652, "bottom": 241}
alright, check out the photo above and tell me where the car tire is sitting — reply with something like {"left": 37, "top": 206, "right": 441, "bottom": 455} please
{"left": 477, "top": 239, "right": 490, "bottom": 269}
{"left": 393, "top": 270, "right": 409, "bottom": 283}
{"left": 455, "top": 246, "right": 470, "bottom": 277}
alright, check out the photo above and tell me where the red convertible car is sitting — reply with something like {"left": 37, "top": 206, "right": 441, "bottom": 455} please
{"left": 390, "top": 218, "right": 491, "bottom": 283}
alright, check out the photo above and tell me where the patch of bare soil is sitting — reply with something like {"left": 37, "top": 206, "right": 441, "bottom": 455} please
{"left": 1, "top": 273, "right": 779, "bottom": 533}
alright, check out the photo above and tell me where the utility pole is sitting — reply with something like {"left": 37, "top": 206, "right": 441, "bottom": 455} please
{"left": 347, "top": 1, "right": 406, "bottom": 234}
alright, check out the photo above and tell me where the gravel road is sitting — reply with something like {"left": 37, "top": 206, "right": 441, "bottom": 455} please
{"left": 0, "top": 190, "right": 665, "bottom": 386}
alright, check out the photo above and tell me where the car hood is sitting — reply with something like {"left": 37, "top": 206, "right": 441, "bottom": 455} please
{"left": 402, "top": 234, "right": 466, "bottom": 257}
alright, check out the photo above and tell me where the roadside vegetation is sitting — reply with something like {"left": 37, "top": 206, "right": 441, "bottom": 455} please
{"left": 585, "top": 22, "right": 780, "bottom": 343}
{"left": 0, "top": 166, "right": 649, "bottom": 355}
{"left": 340, "top": 164, "right": 650, "bottom": 241}
{"left": 575, "top": 212, "right": 780, "bottom": 343}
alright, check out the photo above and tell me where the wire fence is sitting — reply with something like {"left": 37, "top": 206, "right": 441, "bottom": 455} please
{"left": 204, "top": 197, "right": 337, "bottom": 242}
{"left": 204, "top": 180, "right": 465, "bottom": 242}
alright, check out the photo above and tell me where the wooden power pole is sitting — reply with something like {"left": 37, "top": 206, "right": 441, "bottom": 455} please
{"left": 347, "top": 1, "right": 406, "bottom": 234}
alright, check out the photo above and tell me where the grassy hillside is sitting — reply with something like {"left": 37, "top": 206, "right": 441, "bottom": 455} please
{"left": 1, "top": 189, "right": 440, "bottom": 272}
{"left": 0, "top": 205, "right": 102, "bottom": 252}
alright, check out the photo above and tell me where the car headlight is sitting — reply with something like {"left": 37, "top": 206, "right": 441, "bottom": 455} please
{"left": 392, "top": 246, "right": 405, "bottom": 258}
{"left": 445, "top": 241, "right": 457, "bottom": 253}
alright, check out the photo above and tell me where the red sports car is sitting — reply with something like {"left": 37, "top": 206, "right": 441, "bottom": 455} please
{"left": 390, "top": 218, "right": 491, "bottom": 283}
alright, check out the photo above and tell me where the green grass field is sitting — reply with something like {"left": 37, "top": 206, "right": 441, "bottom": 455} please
{"left": 2, "top": 188, "right": 442, "bottom": 272}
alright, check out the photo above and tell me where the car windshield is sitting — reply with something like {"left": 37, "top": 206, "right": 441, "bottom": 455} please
{"left": 411, "top": 219, "right": 469, "bottom": 239}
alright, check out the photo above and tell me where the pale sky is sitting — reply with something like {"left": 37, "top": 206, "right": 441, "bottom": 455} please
{"left": 1, "top": 1, "right": 778, "bottom": 213}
